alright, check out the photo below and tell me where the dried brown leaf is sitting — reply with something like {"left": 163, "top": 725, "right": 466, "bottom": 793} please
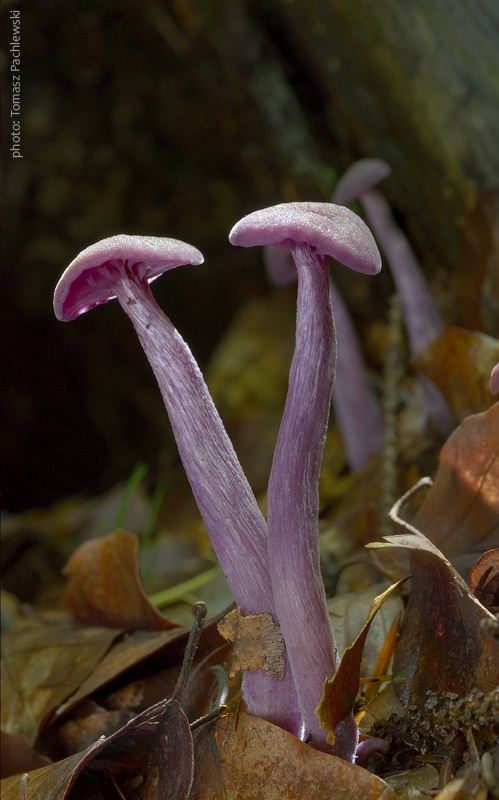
{"left": 432, "top": 760, "right": 490, "bottom": 799}
{"left": 0, "top": 604, "right": 207, "bottom": 800}
{"left": 0, "top": 753, "right": 85, "bottom": 800}
{"left": 0, "top": 693, "right": 194, "bottom": 800}
{"left": 53, "top": 628, "right": 185, "bottom": 719}
{"left": 327, "top": 582, "right": 404, "bottom": 678}
{"left": 410, "top": 403, "right": 499, "bottom": 576}
{"left": 469, "top": 548, "right": 499, "bottom": 612}
{"left": 63, "top": 528, "right": 179, "bottom": 630}
{"left": 369, "top": 530, "right": 499, "bottom": 706}
{"left": 217, "top": 608, "right": 285, "bottom": 678}
{"left": 317, "top": 580, "right": 407, "bottom": 744}
{"left": 190, "top": 710, "right": 397, "bottom": 800}
{"left": 363, "top": 612, "right": 402, "bottom": 706}
{"left": 358, "top": 684, "right": 406, "bottom": 734}
{"left": 1, "top": 624, "right": 119, "bottom": 745}
{"left": 54, "top": 606, "right": 229, "bottom": 721}
{"left": 382, "top": 763, "right": 439, "bottom": 793}
{"left": 412, "top": 327, "right": 499, "bottom": 419}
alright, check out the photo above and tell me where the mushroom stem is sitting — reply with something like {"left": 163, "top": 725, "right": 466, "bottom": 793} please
{"left": 264, "top": 245, "right": 384, "bottom": 470}
{"left": 359, "top": 188, "right": 454, "bottom": 433}
{"left": 334, "top": 159, "right": 454, "bottom": 433}
{"left": 230, "top": 201, "right": 381, "bottom": 759}
{"left": 360, "top": 190, "right": 443, "bottom": 355}
{"left": 266, "top": 243, "right": 358, "bottom": 758}
{"left": 329, "top": 279, "right": 384, "bottom": 470}
{"left": 110, "top": 267, "right": 303, "bottom": 734}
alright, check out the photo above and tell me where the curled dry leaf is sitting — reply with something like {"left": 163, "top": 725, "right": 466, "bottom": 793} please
{"left": 54, "top": 605, "right": 230, "bottom": 723}
{"left": 63, "top": 528, "right": 179, "bottom": 630}
{"left": 1, "top": 759, "right": 82, "bottom": 800}
{"left": 327, "top": 582, "right": 404, "bottom": 679}
{"left": 0, "top": 693, "right": 194, "bottom": 800}
{"left": 412, "top": 326, "right": 499, "bottom": 419}
{"left": 1, "top": 624, "right": 119, "bottom": 745}
{"left": 368, "top": 528, "right": 499, "bottom": 707}
{"left": 316, "top": 580, "right": 407, "bottom": 744}
{"left": 189, "top": 709, "right": 396, "bottom": 800}
{"left": 57, "top": 643, "right": 232, "bottom": 758}
{"left": 217, "top": 608, "right": 285, "bottom": 678}
{"left": 53, "top": 628, "right": 185, "bottom": 721}
{"left": 0, "top": 604, "right": 207, "bottom": 800}
{"left": 382, "top": 403, "right": 499, "bottom": 579}
{"left": 469, "top": 548, "right": 499, "bottom": 612}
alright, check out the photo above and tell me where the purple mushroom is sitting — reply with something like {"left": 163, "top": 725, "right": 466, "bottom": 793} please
{"left": 53, "top": 234, "right": 302, "bottom": 735}
{"left": 264, "top": 245, "right": 384, "bottom": 471}
{"left": 263, "top": 244, "right": 299, "bottom": 287}
{"left": 490, "top": 363, "right": 499, "bottom": 395}
{"left": 328, "top": 279, "right": 384, "bottom": 469}
{"left": 334, "top": 159, "right": 455, "bottom": 434}
{"left": 230, "top": 203, "right": 381, "bottom": 758}
{"left": 333, "top": 158, "right": 392, "bottom": 208}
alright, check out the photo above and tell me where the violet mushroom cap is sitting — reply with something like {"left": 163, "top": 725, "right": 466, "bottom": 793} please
{"left": 54, "top": 234, "right": 304, "bottom": 737}
{"left": 333, "top": 158, "right": 391, "bottom": 207}
{"left": 54, "top": 234, "right": 204, "bottom": 321}
{"left": 230, "top": 202, "right": 381, "bottom": 759}
{"left": 231, "top": 202, "right": 381, "bottom": 275}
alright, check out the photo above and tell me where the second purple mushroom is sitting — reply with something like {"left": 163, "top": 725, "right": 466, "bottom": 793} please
{"left": 230, "top": 202, "right": 381, "bottom": 755}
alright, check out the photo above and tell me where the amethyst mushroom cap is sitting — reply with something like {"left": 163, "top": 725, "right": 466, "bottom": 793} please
{"left": 333, "top": 158, "right": 391, "bottom": 207}
{"left": 231, "top": 202, "right": 382, "bottom": 275}
{"left": 54, "top": 234, "right": 203, "bottom": 321}
{"left": 230, "top": 202, "right": 381, "bottom": 759}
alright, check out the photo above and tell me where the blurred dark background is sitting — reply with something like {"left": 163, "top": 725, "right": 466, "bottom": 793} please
{"left": 2, "top": 0, "right": 498, "bottom": 512}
